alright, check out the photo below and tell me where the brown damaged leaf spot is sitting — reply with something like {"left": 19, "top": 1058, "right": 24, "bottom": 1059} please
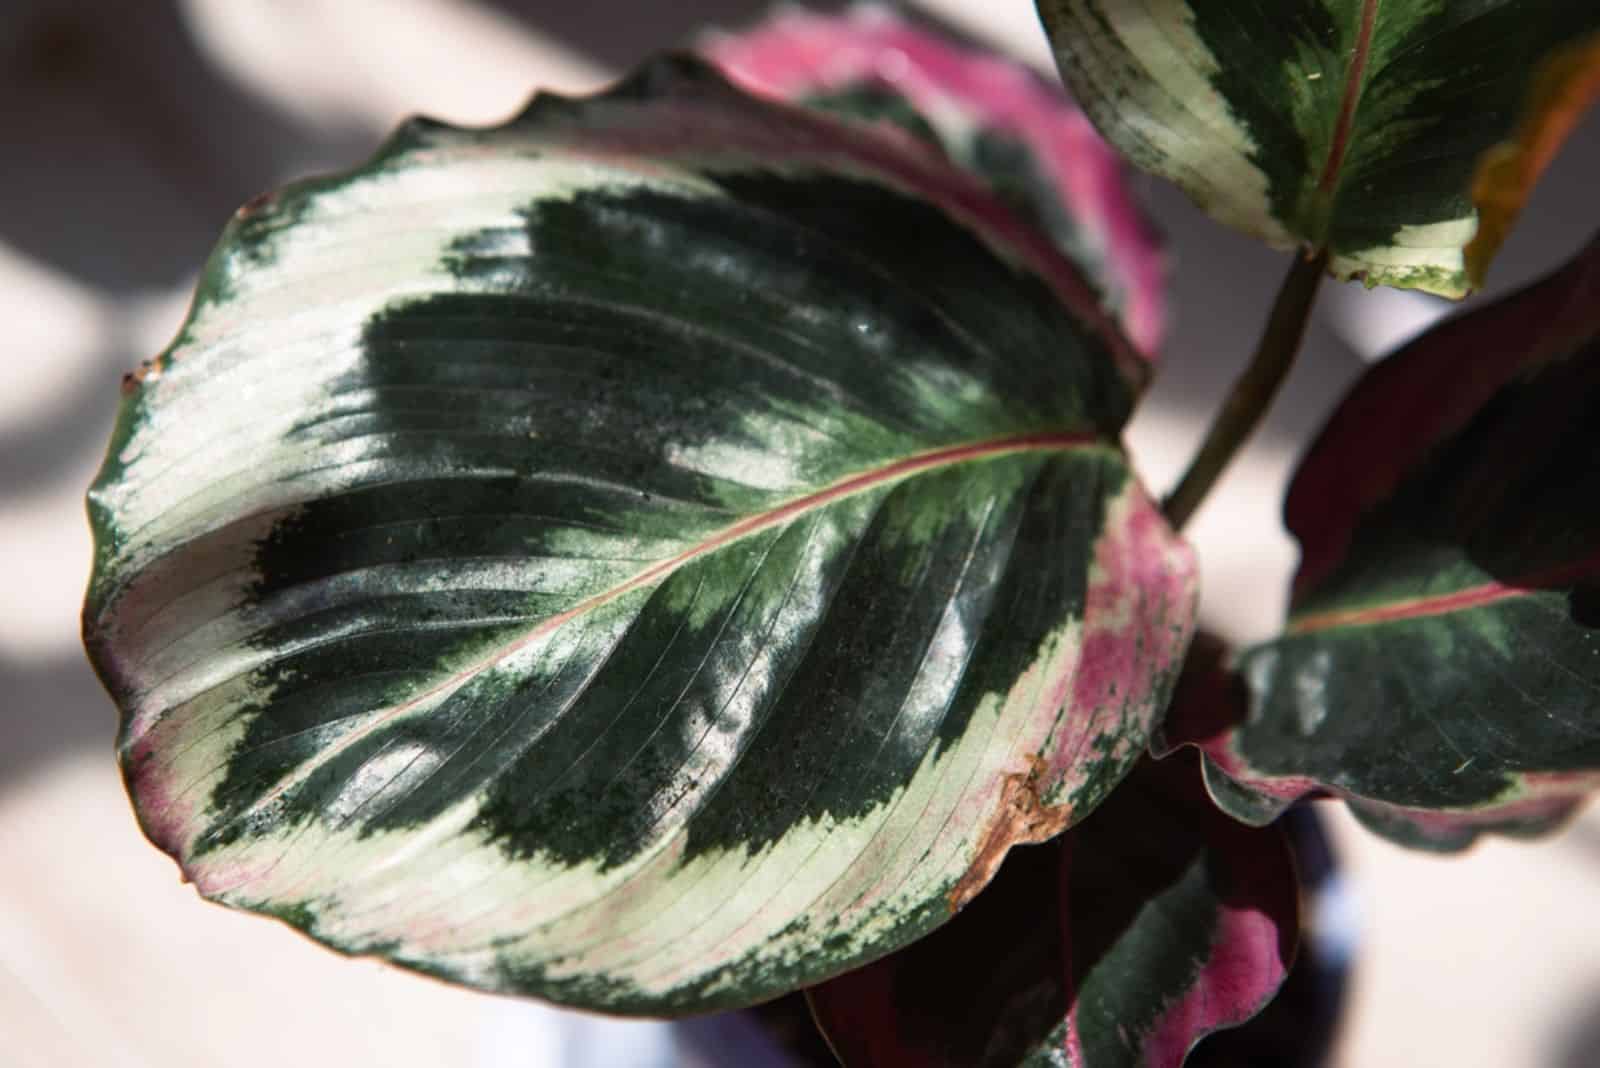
{"left": 237, "top": 188, "right": 281, "bottom": 219}
{"left": 947, "top": 755, "right": 1071, "bottom": 913}
{"left": 121, "top": 359, "right": 161, "bottom": 394}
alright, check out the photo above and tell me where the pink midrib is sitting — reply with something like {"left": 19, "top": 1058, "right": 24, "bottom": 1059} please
{"left": 1288, "top": 550, "right": 1600, "bottom": 634}
{"left": 1315, "top": 0, "right": 1381, "bottom": 198}
{"left": 223, "top": 429, "right": 1106, "bottom": 824}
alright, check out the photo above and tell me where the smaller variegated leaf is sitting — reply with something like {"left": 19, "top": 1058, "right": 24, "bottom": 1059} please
{"left": 1160, "top": 238, "right": 1600, "bottom": 850}
{"left": 84, "top": 57, "right": 1196, "bottom": 1013}
{"left": 703, "top": 3, "right": 1166, "bottom": 357}
{"left": 807, "top": 754, "right": 1299, "bottom": 1067}
{"left": 1036, "top": 0, "right": 1600, "bottom": 295}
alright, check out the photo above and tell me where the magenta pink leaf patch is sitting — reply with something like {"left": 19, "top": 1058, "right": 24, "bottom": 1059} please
{"left": 704, "top": 5, "right": 1166, "bottom": 360}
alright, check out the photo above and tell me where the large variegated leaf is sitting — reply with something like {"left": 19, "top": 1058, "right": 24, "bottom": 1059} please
{"left": 1160, "top": 238, "right": 1600, "bottom": 850}
{"left": 704, "top": 4, "right": 1167, "bottom": 356}
{"left": 83, "top": 57, "right": 1197, "bottom": 1012}
{"left": 806, "top": 754, "right": 1298, "bottom": 1067}
{"left": 1036, "top": 0, "right": 1600, "bottom": 295}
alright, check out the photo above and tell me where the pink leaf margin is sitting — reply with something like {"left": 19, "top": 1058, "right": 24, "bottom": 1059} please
{"left": 702, "top": 4, "right": 1167, "bottom": 359}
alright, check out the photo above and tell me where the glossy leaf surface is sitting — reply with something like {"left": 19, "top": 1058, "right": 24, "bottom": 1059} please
{"left": 807, "top": 754, "right": 1298, "bottom": 1067}
{"left": 1163, "top": 239, "right": 1600, "bottom": 849}
{"left": 83, "top": 58, "right": 1196, "bottom": 1012}
{"left": 704, "top": 4, "right": 1167, "bottom": 356}
{"left": 1036, "top": 0, "right": 1600, "bottom": 295}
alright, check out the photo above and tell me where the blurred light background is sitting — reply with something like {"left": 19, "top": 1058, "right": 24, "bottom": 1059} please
{"left": 2, "top": 1, "right": 1597, "bottom": 1064}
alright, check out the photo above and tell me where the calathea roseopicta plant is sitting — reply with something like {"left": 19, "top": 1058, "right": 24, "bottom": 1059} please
{"left": 79, "top": 3, "right": 1599, "bottom": 1065}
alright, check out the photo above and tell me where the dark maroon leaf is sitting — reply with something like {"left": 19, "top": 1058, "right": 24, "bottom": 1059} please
{"left": 807, "top": 753, "right": 1298, "bottom": 1067}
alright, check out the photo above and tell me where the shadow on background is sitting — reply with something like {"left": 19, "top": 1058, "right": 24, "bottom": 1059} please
{"left": 480, "top": 0, "right": 848, "bottom": 69}
{"left": 1, "top": 0, "right": 369, "bottom": 294}
{"left": 0, "top": 649, "right": 111, "bottom": 787}
{"left": 1552, "top": 985, "right": 1600, "bottom": 1068}
{"left": 0, "top": 337, "right": 124, "bottom": 502}
{"left": 0, "top": 0, "right": 374, "bottom": 503}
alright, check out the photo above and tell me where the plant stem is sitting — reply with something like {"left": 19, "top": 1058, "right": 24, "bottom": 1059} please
{"left": 1162, "top": 249, "right": 1328, "bottom": 531}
